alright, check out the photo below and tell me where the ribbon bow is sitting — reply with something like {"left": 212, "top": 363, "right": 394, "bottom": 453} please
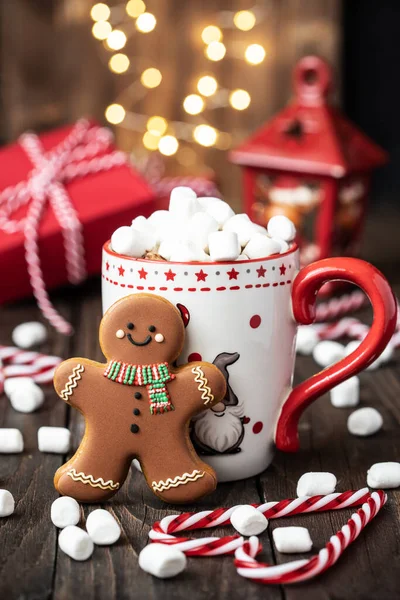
{"left": 0, "top": 119, "right": 126, "bottom": 335}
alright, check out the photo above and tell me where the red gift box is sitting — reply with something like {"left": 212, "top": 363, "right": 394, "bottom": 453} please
{"left": 0, "top": 120, "right": 156, "bottom": 308}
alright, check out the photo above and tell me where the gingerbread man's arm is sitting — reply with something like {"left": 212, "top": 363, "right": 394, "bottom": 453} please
{"left": 54, "top": 358, "right": 101, "bottom": 410}
{"left": 174, "top": 361, "right": 226, "bottom": 416}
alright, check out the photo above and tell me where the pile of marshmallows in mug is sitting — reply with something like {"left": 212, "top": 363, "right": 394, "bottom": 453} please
{"left": 110, "top": 186, "right": 296, "bottom": 262}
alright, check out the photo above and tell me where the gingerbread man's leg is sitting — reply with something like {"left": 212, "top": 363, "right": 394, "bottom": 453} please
{"left": 139, "top": 433, "right": 217, "bottom": 504}
{"left": 55, "top": 436, "right": 131, "bottom": 503}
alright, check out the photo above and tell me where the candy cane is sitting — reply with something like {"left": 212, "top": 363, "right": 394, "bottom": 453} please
{"left": 149, "top": 489, "right": 370, "bottom": 556}
{"left": 234, "top": 490, "right": 386, "bottom": 585}
{"left": 315, "top": 291, "right": 367, "bottom": 322}
{"left": 0, "top": 346, "right": 61, "bottom": 385}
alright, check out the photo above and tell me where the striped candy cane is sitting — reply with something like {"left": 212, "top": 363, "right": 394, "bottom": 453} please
{"left": 234, "top": 491, "right": 386, "bottom": 585}
{"left": 0, "top": 345, "right": 61, "bottom": 386}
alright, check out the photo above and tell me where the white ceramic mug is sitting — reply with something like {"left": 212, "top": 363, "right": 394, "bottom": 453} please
{"left": 102, "top": 241, "right": 396, "bottom": 482}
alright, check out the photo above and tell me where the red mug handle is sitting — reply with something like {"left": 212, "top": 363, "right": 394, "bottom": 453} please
{"left": 275, "top": 257, "right": 397, "bottom": 452}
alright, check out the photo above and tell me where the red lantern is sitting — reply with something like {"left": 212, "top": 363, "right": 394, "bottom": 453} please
{"left": 230, "top": 56, "right": 388, "bottom": 266}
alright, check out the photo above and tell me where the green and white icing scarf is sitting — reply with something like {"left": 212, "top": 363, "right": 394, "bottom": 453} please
{"left": 104, "top": 360, "right": 176, "bottom": 415}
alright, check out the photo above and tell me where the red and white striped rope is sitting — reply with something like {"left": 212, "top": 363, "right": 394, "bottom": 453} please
{"left": 149, "top": 489, "right": 370, "bottom": 557}
{"left": 0, "top": 345, "right": 61, "bottom": 389}
{"left": 315, "top": 291, "right": 368, "bottom": 322}
{"left": 0, "top": 119, "right": 127, "bottom": 335}
{"left": 234, "top": 490, "right": 386, "bottom": 585}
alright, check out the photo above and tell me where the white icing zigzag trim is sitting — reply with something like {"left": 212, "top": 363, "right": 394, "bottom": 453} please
{"left": 60, "top": 363, "right": 85, "bottom": 400}
{"left": 67, "top": 468, "right": 120, "bottom": 491}
{"left": 192, "top": 366, "right": 214, "bottom": 405}
{"left": 152, "top": 469, "right": 205, "bottom": 492}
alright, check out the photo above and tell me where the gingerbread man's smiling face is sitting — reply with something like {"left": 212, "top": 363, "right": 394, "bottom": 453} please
{"left": 99, "top": 294, "right": 185, "bottom": 364}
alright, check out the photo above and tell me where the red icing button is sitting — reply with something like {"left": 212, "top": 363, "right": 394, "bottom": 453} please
{"left": 250, "top": 315, "right": 261, "bottom": 329}
{"left": 252, "top": 421, "right": 263, "bottom": 434}
{"left": 188, "top": 352, "right": 202, "bottom": 362}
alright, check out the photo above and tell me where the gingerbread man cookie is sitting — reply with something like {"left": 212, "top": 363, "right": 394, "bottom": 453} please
{"left": 53, "top": 293, "right": 226, "bottom": 504}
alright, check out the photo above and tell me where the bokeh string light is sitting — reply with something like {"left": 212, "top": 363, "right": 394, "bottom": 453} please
{"left": 90, "top": 1, "right": 269, "bottom": 160}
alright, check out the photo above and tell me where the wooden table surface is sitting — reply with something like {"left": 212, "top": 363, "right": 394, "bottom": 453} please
{"left": 0, "top": 215, "right": 399, "bottom": 600}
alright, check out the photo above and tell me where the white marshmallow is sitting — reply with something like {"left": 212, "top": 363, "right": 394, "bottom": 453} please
{"left": 296, "top": 472, "right": 337, "bottom": 497}
{"left": 6, "top": 378, "right": 44, "bottom": 413}
{"left": 367, "top": 462, "right": 400, "bottom": 489}
{"left": 169, "top": 241, "right": 208, "bottom": 262}
{"left": 58, "top": 526, "right": 94, "bottom": 561}
{"left": 86, "top": 509, "right": 121, "bottom": 545}
{"left": 267, "top": 215, "right": 296, "bottom": 242}
{"left": 186, "top": 212, "right": 219, "bottom": 250}
{"left": 344, "top": 340, "right": 361, "bottom": 358}
{"left": 132, "top": 226, "right": 157, "bottom": 252}
{"left": 208, "top": 231, "right": 240, "bottom": 261}
{"left": 0, "top": 429, "right": 23, "bottom": 453}
{"left": 377, "top": 342, "right": 394, "bottom": 366}
{"left": 295, "top": 326, "right": 320, "bottom": 355}
{"left": 111, "top": 226, "right": 147, "bottom": 257}
{"left": 138, "top": 543, "right": 187, "bottom": 578}
{"left": 223, "top": 214, "right": 264, "bottom": 246}
{"left": 273, "top": 526, "right": 313, "bottom": 554}
{"left": 331, "top": 376, "right": 360, "bottom": 408}
{"left": 344, "top": 340, "right": 392, "bottom": 371}
{"left": 236, "top": 254, "right": 249, "bottom": 261}
{"left": 169, "top": 187, "right": 200, "bottom": 223}
{"left": 0, "top": 490, "right": 15, "bottom": 517}
{"left": 272, "top": 238, "right": 290, "bottom": 253}
{"left": 147, "top": 210, "right": 174, "bottom": 230}
{"left": 131, "top": 215, "right": 148, "bottom": 231}
{"left": 158, "top": 239, "right": 179, "bottom": 261}
{"left": 312, "top": 340, "right": 345, "bottom": 367}
{"left": 230, "top": 505, "right": 268, "bottom": 536}
{"left": 197, "top": 196, "right": 222, "bottom": 210}
{"left": 51, "top": 496, "right": 80, "bottom": 528}
{"left": 243, "top": 234, "right": 281, "bottom": 259}
{"left": 205, "top": 199, "right": 235, "bottom": 227}
{"left": 38, "top": 427, "right": 71, "bottom": 454}
{"left": 347, "top": 407, "right": 383, "bottom": 436}
{"left": 12, "top": 322, "right": 47, "bottom": 349}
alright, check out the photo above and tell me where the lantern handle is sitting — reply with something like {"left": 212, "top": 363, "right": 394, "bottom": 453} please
{"left": 293, "top": 56, "right": 332, "bottom": 106}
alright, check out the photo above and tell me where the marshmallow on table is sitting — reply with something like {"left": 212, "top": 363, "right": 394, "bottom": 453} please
{"left": 272, "top": 526, "right": 313, "bottom": 554}
{"left": 58, "top": 526, "right": 94, "bottom": 561}
{"left": 5, "top": 377, "right": 44, "bottom": 413}
{"left": 230, "top": 505, "right": 269, "bottom": 536}
{"left": 51, "top": 496, "right": 80, "bottom": 528}
{"left": 111, "top": 226, "right": 147, "bottom": 258}
{"left": 208, "top": 231, "right": 240, "bottom": 261}
{"left": 296, "top": 472, "right": 337, "bottom": 497}
{"left": 205, "top": 199, "right": 235, "bottom": 228}
{"left": 169, "top": 187, "right": 200, "bottom": 223}
{"left": 312, "top": 340, "right": 345, "bottom": 368}
{"left": 267, "top": 215, "right": 297, "bottom": 242}
{"left": 0, "top": 490, "right": 15, "bottom": 517}
{"left": 0, "top": 429, "right": 24, "bottom": 453}
{"left": 186, "top": 212, "right": 218, "bottom": 250}
{"left": 38, "top": 427, "right": 71, "bottom": 453}
{"left": 345, "top": 340, "right": 393, "bottom": 371}
{"left": 243, "top": 234, "right": 281, "bottom": 259}
{"left": 367, "top": 462, "right": 400, "bottom": 489}
{"left": 331, "top": 376, "right": 360, "bottom": 408}
{"left": 12, "top": 322, "right": 47, "bottom": 349}
{"left": 138, "top": 543, "right": 187, "bottom": 578}
{"left": 347, "top": 407, "right": 383, "bottom": 436}
{"left": 86, "top": 509, "right": 121, "bottom": 545}
{"left": 295, "top": 326, "right": 320, "bottom": 355}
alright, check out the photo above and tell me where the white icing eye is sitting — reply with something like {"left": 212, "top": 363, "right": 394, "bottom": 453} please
{"left": 116, "top": 329, "right": 125, "bottom": 339}
{"left": 154, "top": 333, "right": 164, "bottom": 343}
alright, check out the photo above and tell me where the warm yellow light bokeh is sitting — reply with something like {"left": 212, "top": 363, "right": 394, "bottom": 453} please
{"left": 233, "top": 10, "right": 256, "bottom": 31}
{"left": 136, "top": 12, "right": 156, "bottom": 33}
{"left": 245, "top": 43, "right": 266, "bottom": 65}
{"left": 229, "top": 89, "right": 251, "bottom": 110}
{"left": 140, "top": 68, "right": 162, "bottom": 88}
{"left": 106, "top": 29, "right": 127, "bottom": 50}
{"left": 126, "top": 0, "right": 146, "bottom": 18}
{"left": 216, "top": 132, "right": 232, "bottom": 150}
{"left": 92, "top": 20, "right": 112, "bottom": 40}
{"left": 105, "top": 103, "right": 126, "bottom": 124}
{"left": 177, "top": 146, "right": 197, "bottom": 167}
{"left": 205, "top": 41, "right": 226, "bottom": 61}
{"left": 197, "top": 75, "right": 218, "bottom": 97}
{"left": 91, "top": 3, "right": 111, "bottom": 21}
{"left": 201, "top": 25, "right": 222, "bottom": 44}
{"left": 193, "top": 124, "right": 217, "bottom": 147}
{"left": 158, "top": 135, "right": 179, "bottom": 156}
{"left": 143, "top": 131, "right": 160, "bottom": 150}
{"left": 109, "top": 53, "right": 130, "bottom": 73}
{"left": 147, "top": 116, "right": 168, "bottom": 135}
{"left": 183, "top": 94, "right": 205, "bottom": 115}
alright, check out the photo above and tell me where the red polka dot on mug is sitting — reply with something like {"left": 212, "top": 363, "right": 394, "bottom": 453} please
{"left": 252, "top": 421, "right": 263, "bottom": 434}
{"left": 250, "top": 315, "right": 261, "bottom": 329}
{"left": 188, "top": 352, "right": 202, "bottom": 362}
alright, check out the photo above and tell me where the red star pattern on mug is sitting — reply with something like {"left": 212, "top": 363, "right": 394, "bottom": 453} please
{"left": 105, "top": 262, "right": 110, "bottom": 271}
{"left": 256, "top": 266, "right": 266, "bottom": 278}
{"left": 227, "top": 268, "right": 239, "bottom": 280}
{"left": 279, "top": 264, "right": 287, "bottom": 276}
{"left": 195, "top": 269, "right": 208, "bottom": 282}
{"left": 118, "top": 265, "right": 125, "bottom": 277}
{"left": 138, "top": 268, "right": 148, "bottom": 280}
{"left": 164, "top": 269, "right": 177, "bottom": 281}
